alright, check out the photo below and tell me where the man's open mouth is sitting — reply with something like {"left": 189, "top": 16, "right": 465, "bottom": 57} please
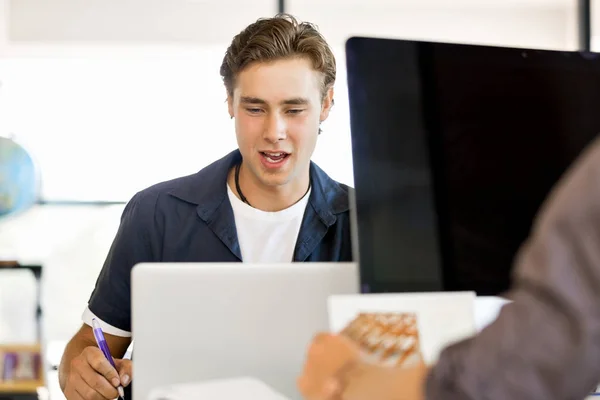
{"left": 260, "top": 151, "right": 290, "bottom": 163}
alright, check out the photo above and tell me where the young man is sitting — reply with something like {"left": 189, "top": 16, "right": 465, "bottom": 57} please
{"left": 298, "top": 135, "right": 600, "bottom": 399}
{"left": 59, "top": 14, "right": 353, "bottom": 400}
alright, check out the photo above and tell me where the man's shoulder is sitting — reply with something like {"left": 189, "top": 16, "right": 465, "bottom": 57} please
{"left": 334, "top": 182, "right": 354, "bottom": 218}
{"left": 130, "top": 150, "right": 240, "bottom": 208}
{"left": 123, "top": 172, "right": 201, "bottom": 216}
{"left": 134, "top": 171, "right": 203, "bottom": 201}
{"left": 329, "top": 180, "right": 354, "bottom": 211}
{"left": 333, "top": 180, "right": 354, "bottom": 196}
{"left": 309, "top": 161, "right": 354, "bottom": 215}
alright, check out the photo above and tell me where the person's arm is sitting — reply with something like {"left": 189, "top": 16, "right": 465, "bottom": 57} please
{"left": 298, "top": 137, "right": 600, "bottom": 400}
{"left": 425, "top": 137, "right": 600, "bottom": 400}
{"left": 58, "top": 324, "right": 131, "bottom": 394}
{"left": 59, "top": 190, "right": 163, "bottom": 399}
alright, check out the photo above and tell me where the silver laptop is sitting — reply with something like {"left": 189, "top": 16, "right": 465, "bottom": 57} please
{"left": 131, "top": 262, "right": 359, "bottom": 400}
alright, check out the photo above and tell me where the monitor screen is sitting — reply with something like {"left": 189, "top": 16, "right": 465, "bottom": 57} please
{"left": 346, "top": 37, "right": 600, "bottom": 295}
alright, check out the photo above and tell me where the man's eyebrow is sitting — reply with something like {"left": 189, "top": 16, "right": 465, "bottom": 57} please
{"left": 240, "top": 96, "right": 266, "bottom": 104}
{"left": 239, "top": 96, "right": 310, "bottom": 105}
{"left": 282, "top": 97, "right": 309, "bottom": 105}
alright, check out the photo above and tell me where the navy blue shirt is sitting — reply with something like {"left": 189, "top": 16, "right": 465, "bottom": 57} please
{"left": 87, "top": 149, "right": 354, "bottom": 332}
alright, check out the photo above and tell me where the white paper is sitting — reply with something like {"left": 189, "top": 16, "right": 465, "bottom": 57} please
{"left": 146, "top": 377, "right": 291, "bottom": 400}
{"left": 328, "top": 291, "right": 477, "bottom": 365}
{"left": 473, "top": 296, "right": 511, "bottom": 331}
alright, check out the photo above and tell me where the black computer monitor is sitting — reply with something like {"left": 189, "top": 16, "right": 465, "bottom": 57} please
{"left": 346, "top": 36, "right": 600, "bottom": 296}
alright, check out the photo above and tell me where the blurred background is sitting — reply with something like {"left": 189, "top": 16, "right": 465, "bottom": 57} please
{"left": 0, "top": 0, "right": 596, "bottom": 398}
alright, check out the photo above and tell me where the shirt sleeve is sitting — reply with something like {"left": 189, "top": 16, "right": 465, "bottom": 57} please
{"left": 81, "top": 307, "right": 132, "bottom": 337}
{"left": 425, "top": 136, "right": 600, "bottom": 400}
{"left": 86, "top": 190, "right": 162, "bottom": 333}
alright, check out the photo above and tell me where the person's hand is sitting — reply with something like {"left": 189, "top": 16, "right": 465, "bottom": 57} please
{"left": 64, "top": 346, "right": 132, "bottom": 400}
{"left": 297, "top": 333, "right": 429, "bottom": 400}
{"left": 297, "top": 332, "right": 362, "bottom": 399}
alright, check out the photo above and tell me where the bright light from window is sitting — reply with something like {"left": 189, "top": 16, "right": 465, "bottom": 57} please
{"left": 0, "top": 45, "right": 354, "bottom": 202}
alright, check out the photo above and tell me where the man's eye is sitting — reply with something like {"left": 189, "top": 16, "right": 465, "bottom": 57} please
{"left": 247, "top": 108, "right": 262, "bottom": 114}
{"left": 287, "top": 109, "right": 304, "bottom": 114}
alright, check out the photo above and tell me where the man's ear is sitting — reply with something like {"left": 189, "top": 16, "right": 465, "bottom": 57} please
{"left": 320, "top": 86, "right": 334, "bottom": 122}
{"left": 227, "top": 94, "right": 234, "bottom": 119}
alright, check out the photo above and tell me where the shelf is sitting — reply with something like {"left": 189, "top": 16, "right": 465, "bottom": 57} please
{"left": 0, "top": 344, "right": 44, "bottom": 394}
{"left": 0, "top": 381, "right": 41, "bottom": 394}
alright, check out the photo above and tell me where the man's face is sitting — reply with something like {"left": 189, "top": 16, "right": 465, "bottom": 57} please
{"left": 228, "top": 57, "right": 334, "bottom": 188}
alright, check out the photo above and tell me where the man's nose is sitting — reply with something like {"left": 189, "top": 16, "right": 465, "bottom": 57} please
{"left": 263, "top": 113, "right": 287, "bottom": 143}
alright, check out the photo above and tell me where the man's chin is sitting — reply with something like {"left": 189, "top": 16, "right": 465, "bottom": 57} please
{"left": 258, "top": 175, "right": 291, "bottom": 188}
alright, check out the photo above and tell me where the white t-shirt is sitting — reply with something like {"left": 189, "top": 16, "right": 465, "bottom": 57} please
{"left": 226, "top": 183, "right": 310, "bottom": 262}
{"left": 83, "top": 183, "right": 311, "bottom": 336}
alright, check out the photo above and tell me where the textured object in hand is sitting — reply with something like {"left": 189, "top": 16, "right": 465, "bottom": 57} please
{"left": 340, "top": 312, "right": 424, "bottom": 368}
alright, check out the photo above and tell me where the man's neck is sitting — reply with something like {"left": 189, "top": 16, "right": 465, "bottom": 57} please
{"left": 228, "top": 163, "right": 310, "bottom": 212}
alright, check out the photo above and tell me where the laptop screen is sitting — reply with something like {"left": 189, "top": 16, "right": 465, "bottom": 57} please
{"left": 346, "top": 37, "right": 600, "bottom": 295}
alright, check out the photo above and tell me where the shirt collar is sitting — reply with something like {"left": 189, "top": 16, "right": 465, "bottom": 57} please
{"left": 166, "top": 149, "right": 350, "bottom": 224}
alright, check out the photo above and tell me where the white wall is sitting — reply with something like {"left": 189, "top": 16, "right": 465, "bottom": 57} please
{"left": 7, "top": 0, "right": 277, "bottom": 44}
{"left": 0, "top": 0, "right": 583, "bottom": 343}
{"left": 290, "top": 3, "right": 577, "bottom": 50}
{"left": 1, "top": 204, "right": 125, "bottom": 342}
{"left": 4, "top": 0, "right": 576, "bottom": 48}
{"left": 592, "top": 0, "right": 600, "bottom": 50}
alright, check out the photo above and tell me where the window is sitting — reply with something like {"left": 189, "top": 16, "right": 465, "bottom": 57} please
{"left": 0, "top": 44, "right": 354, "bottom": 202}
{"left": 2, "top": 2, "right": 572, "bottom": 202}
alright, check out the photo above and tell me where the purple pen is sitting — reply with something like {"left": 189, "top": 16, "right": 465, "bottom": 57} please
{"left": 92, "top": 318, "right": 125, "bottom": 400}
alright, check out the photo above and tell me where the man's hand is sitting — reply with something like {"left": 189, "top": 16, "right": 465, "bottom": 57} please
{"left": 63, "top": 346, "right": 132, "bottom": 400}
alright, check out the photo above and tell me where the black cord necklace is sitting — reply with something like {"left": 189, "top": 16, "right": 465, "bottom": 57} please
{"left": 234, "top": 162, "right": 251, "bottom": 206}
{"left": 234, "top": 162, "right": 311, "bottom": 208}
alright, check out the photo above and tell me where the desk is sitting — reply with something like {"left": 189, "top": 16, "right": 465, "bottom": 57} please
{"left": 39, "top": 296, "right": 600, "bottom": 400}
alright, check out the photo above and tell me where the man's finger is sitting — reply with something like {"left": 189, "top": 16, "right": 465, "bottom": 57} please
{"left": 72, "top": 372, "right": 109, "bottom": 400}
{"left": 67, "top": 390, "right": 85, "bottom": 400}
{"left": 114, "top": 359, "right": 132, "bottom": 387}
{"left": 79, "top": 362, "right": 119, "bottom": 399}
{"left": 65, "top": 380, "right": 86, "bottom": 400}
{"left": 84, "top": 348, "right": 121, "bottom": 387}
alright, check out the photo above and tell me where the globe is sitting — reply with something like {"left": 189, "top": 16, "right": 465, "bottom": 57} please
{"left": 0, "top": 136, "right": 38, "bottom": 217}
